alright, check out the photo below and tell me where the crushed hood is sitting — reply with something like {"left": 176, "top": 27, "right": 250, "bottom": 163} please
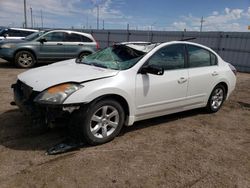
{"left": 18, "top": 59, "right": 119, "bottom": 91}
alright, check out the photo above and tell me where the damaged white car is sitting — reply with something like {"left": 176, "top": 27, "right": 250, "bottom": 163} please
{"left": 12, "top": 41, "right": 236, "bottom": 145}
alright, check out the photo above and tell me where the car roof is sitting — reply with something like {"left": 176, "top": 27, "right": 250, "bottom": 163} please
{"left": 7, "top": 28, "right": 39, "bottom": 32}
{"left": 42, "top": 29, "right": 94, "bottom": 39}
{"left": 122, "top": 41, "right": 216, "bottom": 55}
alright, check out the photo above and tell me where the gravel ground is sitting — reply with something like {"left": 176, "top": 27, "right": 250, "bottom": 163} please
{"left": 0, "top": 59, "right": 249, "bottom": 188}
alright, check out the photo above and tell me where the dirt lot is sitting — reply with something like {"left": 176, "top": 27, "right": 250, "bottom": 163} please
{"left": 0, "top": 59, "right": 249, "bottom": 188}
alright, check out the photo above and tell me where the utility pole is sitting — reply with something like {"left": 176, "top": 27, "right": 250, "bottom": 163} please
{"left": 23, "top": 0, "right": 27, "bottom": 28}
{"left": 97, "top": 5, "right": 99, "bottom": 30}
{"left": 40, "top": 10, "right": 43, "bottom": 29}
{"left": 200, "top": 16, "right": 205, "bottom": 32}
{"left": 102, "top": 20, "right": 104, "bottom": 30}
{"left": 30, "top": 7, "right": 33, "bottom": 28}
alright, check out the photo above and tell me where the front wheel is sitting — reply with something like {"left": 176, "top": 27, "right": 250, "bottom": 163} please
{"left": 14, "top": 51, "right": 36, "bottom": 68}
{"left": 72, "top": 99, "right": 125, "bottom": 145}
{"left": 206, "top": 84, "right": 226, "bottom": 113}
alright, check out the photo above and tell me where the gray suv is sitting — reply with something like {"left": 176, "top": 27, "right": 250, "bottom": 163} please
{"left": 0, "top": 30, "right": 99, "bottom": 68}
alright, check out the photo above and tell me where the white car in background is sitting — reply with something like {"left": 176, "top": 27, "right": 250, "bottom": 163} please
{"left": 0, "top": 28, "right": 38, "bottom": 41}
{"left": 12, "top": 41, "right": 236, "bottom": 145}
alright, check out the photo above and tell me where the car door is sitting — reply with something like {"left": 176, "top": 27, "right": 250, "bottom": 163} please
{"left": 135, "top": 44, "right": 188, "bottom": 119}
{"left": 38, "top": 31, "right": 65, "bottom": 61}
{"left": 63, "top": 32, "right": 86, "bottom": 59}
{"left": 186, "top": 44, "right": 220, "bottom": 105}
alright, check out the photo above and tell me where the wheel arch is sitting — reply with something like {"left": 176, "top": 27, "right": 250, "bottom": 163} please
{"left": 215, "top": 82, "right": 228, "bottom": 97}
{"left": 14, "top": 48, "right": 37, "bottom": 61}
{"left": 90, "top": 94, "right": 130, "bottom": 121}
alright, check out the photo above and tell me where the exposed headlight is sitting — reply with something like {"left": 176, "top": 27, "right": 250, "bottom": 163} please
{"left": 1, "top": 44, "right": 16, "bottom": 49}
{"left": 34, "top": 83, "right": 83, "bottom": 104}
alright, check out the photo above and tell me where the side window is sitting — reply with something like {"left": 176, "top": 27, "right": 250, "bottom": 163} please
{"left": 43, "top": 32, "right": 64, "bottom": 42}
{"left": 8, "top": 29, "right": 22, "bottom": 37}
{"left": 147, "top": 44, "right": 185, "bottom": 70}
{"left": 81, "top": 35, "right": 93, "bottom": 42}
{"left": 21, "top": 31, "right": 34, "bottom": 37}
{"left": 187, "top": 45, "right": 212, "bottom": 68}
{"left": 64, "top": 33, "right": 82, "bottom": 42}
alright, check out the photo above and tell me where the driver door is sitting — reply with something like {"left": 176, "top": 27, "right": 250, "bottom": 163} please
{"left": 38, "top": 31, "right": 65, "bottom": 61}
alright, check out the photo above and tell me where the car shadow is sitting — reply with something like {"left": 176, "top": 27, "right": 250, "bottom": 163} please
{"left": 0, "top": 108, "right": 206, "bottom": 152}
{"left": 0, "top": 109, "right": 67, "bottom": 151}
{"left": 120, "top": 108, "right": 206, "bottom": 135}
{"left": 0, "top": 61, "right": 16, "bottom": 68}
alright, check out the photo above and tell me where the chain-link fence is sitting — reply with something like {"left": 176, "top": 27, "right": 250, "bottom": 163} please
{"left": 76, "top": 29, "right": 250, "bottom": 72}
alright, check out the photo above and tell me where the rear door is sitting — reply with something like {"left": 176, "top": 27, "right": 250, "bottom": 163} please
{"left": 63, "top": 33, "right": 94, "bottom": 59}
{"left": 186, "top": 44, "right": 219, "bottom": 105}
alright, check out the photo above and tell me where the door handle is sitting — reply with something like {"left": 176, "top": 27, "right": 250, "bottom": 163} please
{"left": 57, "top": 43, "right": 63, "bottom": 45}
{"left": 78, "top": 43, "right": 83, "bottom": 46}
{"left": 178, "top": 77, "right": 187, "bottom": 84}
{"left": 212, "top": 71, "right": 219, "bottom": 76}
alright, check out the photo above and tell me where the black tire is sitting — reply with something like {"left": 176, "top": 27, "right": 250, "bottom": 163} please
{"left": 78, "top": 51, "right": 91, "bottom": 59}
{"left": 71, "top": 99, "right": 125, "bottom": 145}
{"left": 15, "top": 50, "right": 36, "bottom": 68}
{"left": 206, "top": 84, "right": 226, "bottom": 113}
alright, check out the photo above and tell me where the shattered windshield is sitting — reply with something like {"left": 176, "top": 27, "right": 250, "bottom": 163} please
{"left": 80, "top": 45, "right": 146, "bottom": 70}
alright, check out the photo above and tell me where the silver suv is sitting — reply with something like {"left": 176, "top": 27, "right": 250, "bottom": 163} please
{"left": 0, "top": 30, "right": 99, "bottom": 68}
{"left": 0, "top": 28, "right": 38, "bottom": 41}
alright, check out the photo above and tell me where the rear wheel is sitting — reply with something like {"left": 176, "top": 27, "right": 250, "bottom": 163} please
{"left": 15, "top": 51, "right": 36, "bottom": 68}
{"left": 206, "top": 84, "right": 226, "bottom": 113}
{"left": 72, "top": 99, "right": 125, "bottom": 145}
{"left": 78, "top": 51, "right": 91, "bottom": 59}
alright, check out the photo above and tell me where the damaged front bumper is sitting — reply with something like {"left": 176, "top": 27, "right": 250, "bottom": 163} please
{"left": 11, "top": 80, "right": 83, "bottom": 127}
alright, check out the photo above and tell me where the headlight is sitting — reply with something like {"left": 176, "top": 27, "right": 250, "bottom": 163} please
{"left": 34, "top": 83, "right": 83, "bottom": 104}
{"left": 1, "top": 44, "right": 16, "bottom": 49}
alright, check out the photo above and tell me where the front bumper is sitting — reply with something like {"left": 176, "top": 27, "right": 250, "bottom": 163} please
{"left": 0, "top": 48, "right": 14, "bottom": 62}
{"left": 12, "top": 80, "right": 82, "bottom": 126}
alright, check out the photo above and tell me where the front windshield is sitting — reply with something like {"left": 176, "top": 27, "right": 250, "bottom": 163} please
{"left": 80, "top": 45, "right": 146, "bottom": 70}
{"left": 24, "top": 31, "right": 45, "bottom": 41}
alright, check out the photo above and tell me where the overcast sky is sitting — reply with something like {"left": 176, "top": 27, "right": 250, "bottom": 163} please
{"left": 0, "top": 0, "right": 250, "bottom": 31}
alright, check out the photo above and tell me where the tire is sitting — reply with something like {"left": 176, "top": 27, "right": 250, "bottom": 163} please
{"left": 71, "top": 99, "right": 125, "bottom": 145}
{"left": 15, "top": 50, "right": 36, "bottom": 68}
{"left": 78, "top": 51, "right": 91, "bottom": 59}
{"left": 206, "top": 84, "right": 226, "bottom": 113}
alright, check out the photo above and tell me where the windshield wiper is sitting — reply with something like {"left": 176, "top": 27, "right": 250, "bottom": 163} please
{"left": 90, "top": 62, "right": 107, "bottom": 68}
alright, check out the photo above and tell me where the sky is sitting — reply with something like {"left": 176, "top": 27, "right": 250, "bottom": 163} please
{"left": 0, "top": 0, "right": 250, "bottom": 31}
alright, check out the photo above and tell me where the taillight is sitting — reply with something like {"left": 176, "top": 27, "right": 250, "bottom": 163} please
{"left": 228, "top": 63, "right": 237, "bottom": 75}
{"left": 96, "top": 42, "right": 100, "bottom": 50}
{"left": 93, "top": 36, "right": 100, "bottom": 50}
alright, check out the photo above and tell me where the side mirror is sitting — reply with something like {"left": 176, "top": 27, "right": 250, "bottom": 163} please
{"left": 3, "top": 34, "right": 8, "bottom": 38}
{"left": 38, "top": 37, "right": 47, "bottom": 44}
{"left": 140, "top": 64, "right": 164, "bottom": 75}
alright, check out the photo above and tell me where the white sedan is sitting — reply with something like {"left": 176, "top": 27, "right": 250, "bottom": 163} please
{"left": 12, "top": 41, "right": 236, "bottom": 145}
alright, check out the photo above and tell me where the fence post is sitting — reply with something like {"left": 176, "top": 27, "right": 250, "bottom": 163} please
{"left": 217, "top": 32, "right": 223, "bottom": 55}
{"left": 107, "top": 31, "right": 110, "bottom": 47}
